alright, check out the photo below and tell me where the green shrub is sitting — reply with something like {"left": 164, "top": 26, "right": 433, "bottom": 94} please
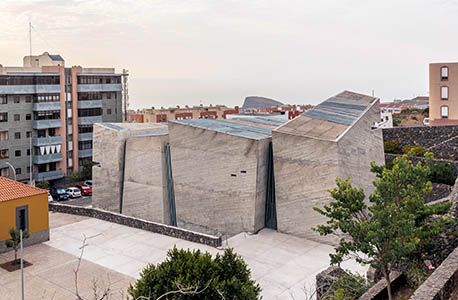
{"left": 384, "top": 140, "right": 402, "bottom": 154}
{"left": 323, "top": 272, "right": 370, "bottom": 300}
{"left": 402, "top": 145, "right": 426, "bottom": 157}
{"left": 428, "top": 160, "right": 457, "bottom": 185}
{"left": 128, "top": 247, "right": 261, "bottom": 300}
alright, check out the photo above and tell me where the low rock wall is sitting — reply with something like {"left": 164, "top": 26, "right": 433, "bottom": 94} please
{"left": 49, "top": 203, "right": 222, "bottom": 247}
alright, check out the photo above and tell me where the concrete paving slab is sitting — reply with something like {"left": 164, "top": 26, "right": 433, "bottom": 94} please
{"left": 45, "top": 213, "right": 367, "bottom": 299}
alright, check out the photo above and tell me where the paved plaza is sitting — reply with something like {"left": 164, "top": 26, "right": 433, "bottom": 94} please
{"left": 43, "top": 212, "right": 366, "bottom": 299}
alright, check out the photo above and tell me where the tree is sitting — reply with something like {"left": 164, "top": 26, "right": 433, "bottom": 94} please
{"left": 128, "top": 247, "right": 261, "bottom": 300}
{"left": 313, "top": 153, "right": 438, "bottom": 300}
{"left": 5, "top": 227, "right": 30, "bottom": 264}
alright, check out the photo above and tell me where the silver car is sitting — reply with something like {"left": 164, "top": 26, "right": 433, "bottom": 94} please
{"left": 66, "top": 187, "right": 82, "bottom": 198}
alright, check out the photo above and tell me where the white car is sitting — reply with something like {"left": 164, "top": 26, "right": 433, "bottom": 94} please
{"left": 423, "top": 117, "right": 430, "bottom": 126}
{"left": 48, "top": 192, "right": 53, "bottom": 202}
{"left": 66, "top": 187, "right": 82, "bottom": 198}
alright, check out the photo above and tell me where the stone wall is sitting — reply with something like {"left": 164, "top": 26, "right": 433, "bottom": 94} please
{"left": 383, "top": 125, "right": 458, "bottom": 160}
{"left": 48, "top": 203, "right": 222, "bottom": 247}
{"left": 410, "top": 246, "right": 458, "bottom": 300}
{"left": 385, "top": 154, "right": 458, "bottom": 175}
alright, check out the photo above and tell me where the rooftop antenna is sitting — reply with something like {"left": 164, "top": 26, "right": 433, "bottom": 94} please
{"left": 29, "top": 20, "right": 32, "bottom": 57}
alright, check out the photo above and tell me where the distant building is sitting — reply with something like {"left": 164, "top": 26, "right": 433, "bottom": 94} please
{"left": 241, "top": 96, "right": 284, "bottom": 111}
{"left": 142, "top": 105, "right": 239, "bottom": 123}
{"left": 0, "top": 176, "right": 49, "bottom": 253}
{"left": 0, "top": 52, "right": 125, "bottom": 183}
{"left": 430, "top": 63, "right": 458, "bottom": 125}
{"left": 272, "top": 91, "right": 385, "bottom": 241}
{"left": 373, "top": 111, "right": 393, "bottom": 129}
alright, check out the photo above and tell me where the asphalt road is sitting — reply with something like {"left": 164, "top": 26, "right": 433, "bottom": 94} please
{"left": 53, "top": 195, "right": 92, "bottom": 207}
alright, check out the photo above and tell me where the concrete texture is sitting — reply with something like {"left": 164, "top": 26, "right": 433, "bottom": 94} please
{"left": 168, "top": 121, "right": 271, "bottom": 236}
{"left": 46, "top": 212, "right": 367, "bottom": 299}
{"left": 273, "top": 91, "right": 385, "bottom": 242}
{"left": 122, "top": 134, "right": 170, "bottom": 224}
{"left": 92, "top": 122, "right": 168, "bottom": 214}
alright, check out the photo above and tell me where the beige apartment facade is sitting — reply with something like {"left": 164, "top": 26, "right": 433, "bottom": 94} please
{"left": 430, "top": 62, "right": 458, "bottom": 126}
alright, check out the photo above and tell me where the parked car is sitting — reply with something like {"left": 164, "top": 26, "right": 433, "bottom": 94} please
{"left": 48, "top": 192, "right": 53, "bottom": 202}
{"left": 50, "top": 188, "right": 69, "bottom": 201}
{"left": 76, "top": 183, "right": 92, "bottom": 196}
{"left": 66, "top": 187, "right": 82, "bottom": 198}
{"left": 84, "top": 180, "right": 92, "bottom": 187}
{"left": 423, "top": 117, "right": 430, "bottom": 126}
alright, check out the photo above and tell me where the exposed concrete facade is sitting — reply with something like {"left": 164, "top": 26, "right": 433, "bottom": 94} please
{"left": 92, "top": 123, "right": 168, "bottom": 221}
{"left": 168, "top": 118, "right": 284, "bottom": 236}
{"left": 272, "top": 91, "right": 384, "bottom": 242}
{"left": 122, "top": 134, "right": 171, "bottom": 224}
{"left": 430, "top": 62, "right": 458, "bottom": 126}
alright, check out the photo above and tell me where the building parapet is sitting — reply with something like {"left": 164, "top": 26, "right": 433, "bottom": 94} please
{"left": 0, "top": 84, "right": 61, "bottom": 95}
{"left": 32, "top": 102, "right": 61, "bottom": 111}
{"left": 32, "top": 119, "right": 61, "bottom": 129}
{"left": 77, "top": 83, "right": 122, "bottom": 93}
{"left": 32, "top": 136, "right": 62, "bottom": 147}
{"left": 78, "top": 132, "right": 93, "bottom": 141}
{"left": 78, "top": 115, "right": 103, "bottom": 125}
{"left": 34, "top": 169, "right": 64, "bottom": 182}
{"left": 78, "top": 149, "right": 92, "bottom": 158}
{"left": 77, "top": 100, "right": 103, "bottom": 109}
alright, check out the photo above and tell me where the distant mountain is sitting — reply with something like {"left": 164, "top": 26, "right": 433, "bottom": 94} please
{"left": 242, "top": 96, "right": 284, "bottom": 110}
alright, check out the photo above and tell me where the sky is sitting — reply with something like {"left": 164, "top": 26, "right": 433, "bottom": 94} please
{"left": 0, "top": 0, "right": 457, "bottom": 109}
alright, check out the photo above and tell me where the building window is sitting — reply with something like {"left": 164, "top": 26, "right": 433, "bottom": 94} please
{"left": 0, "top": 131, "right": 8, "bottom": 141}
{"left": 0, "top": 95, "right": 7, "bottom": 104}
{"left": 25, "top": 96, "right": 32, "bottom": 103}
{"left": 441, "top": 86, "right": 449, "bottom": 100}
{"left": 441, "top": 66, "right": 449, "bottom": 81}
{"left": 16, "top": 206, "right": 29, "bottom": 231}
{"left": 14, "top": 114, "right": 20, "bottom": 121}
{"left": 27, "top": 166, "right": 30, "bottom": 173}
{"left": 441, "top": 106, "right": 449, "bottom": 118}
{"left": 14, "top": 96, "right": 20, "bottom": 103}
{"left": 15, "top": 150, "right": 21, "bottom": 157}
{"left": 15, "top": 168, "right": 21, "bottom": 175}
{"left": 14, "top": 132, "right": 21, "bottom": 139}
{"left": 26, "top": 149, "right": 30, "bottom": 156}
{"left": 0, "top": 112, "right": 8, "bottom": 122}
{"left": 107, "top": 109, "right": 112, "bottom": 115}
{"left": 107, "top": 93, "right": 112, "bottom": 100}
{"left": 26, "top": 114, "right": 31, "bottom": 120}
{"left": 0, "top": 149, "right": 9, "bottom": 159}
{"left": 26, "top": 131, "right": 31, "bottom": 138}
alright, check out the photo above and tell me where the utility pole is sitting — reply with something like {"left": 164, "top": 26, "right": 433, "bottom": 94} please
{"left": 20, "top": 229, "right": 25, "bottom": 300}
{"left": 122, "top": 69, "right": 129, "bottom": 122}
{"left": 29, "top": 135, "right": 33, "bottom": 185}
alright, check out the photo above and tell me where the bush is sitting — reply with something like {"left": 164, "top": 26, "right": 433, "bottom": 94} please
{"left": 428, "top": 160, "right": 457, "bottom": 185}
{"left": 402, "top": 145, "right": 426, "bottom": 157}
{"left": 384, "top": 140, "right": 402, "bottom": 154}
{"left": 323, "top": 272, "right": 371, "bottom": 300}
{"left": 128, "top": 247, "right": 261, "bottom": 300}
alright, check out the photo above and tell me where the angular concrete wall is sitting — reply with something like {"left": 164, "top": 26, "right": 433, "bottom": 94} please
{"left": 272, "top": 131, "right": 339, "bottom": 241}
{"left": 337, "top": 101, "right": 385, "bottom": 194}
{"left": 122, "top": 134, "right": 171, "bottom": 224}
{"left": 169, "top": 122, "right": 268, "bottom": 236}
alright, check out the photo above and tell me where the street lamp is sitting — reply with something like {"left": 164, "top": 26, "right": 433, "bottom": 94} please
{"left": 0, "top": 162, "right": 16, "bottom": 180}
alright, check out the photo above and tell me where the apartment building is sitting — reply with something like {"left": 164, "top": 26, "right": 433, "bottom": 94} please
{"left": 0, "top": 52, "right": 124, "bottom": 183}
{"left": 430, "top": 63, "right": 458, "bottom": 125}
{"left": 142, "top": 105, "right": 239, "bottom": 123}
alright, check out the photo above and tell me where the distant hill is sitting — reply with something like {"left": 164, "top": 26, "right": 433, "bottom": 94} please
{"left": 242, "top": 96, "right": 284, "bottom": 110}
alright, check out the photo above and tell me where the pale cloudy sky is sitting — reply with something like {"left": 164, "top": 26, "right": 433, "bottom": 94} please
{"left": 0, "top": 0, "right": 457, "bottom": 109}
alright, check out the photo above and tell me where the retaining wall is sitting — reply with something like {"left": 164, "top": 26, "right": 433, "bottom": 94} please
{"left": 48, "top": 202, "right": 222, "bottom": 247}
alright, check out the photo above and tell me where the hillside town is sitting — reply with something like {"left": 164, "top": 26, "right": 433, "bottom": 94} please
{"left": 1, "top": 2, "right": 458, "bottom": 300}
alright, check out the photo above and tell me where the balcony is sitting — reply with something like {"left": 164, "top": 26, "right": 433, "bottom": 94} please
{"left": 77, "top": 100, "right": 103, "bottom": 109}
{"left": 34, "top": 169, "right": 64, "bottom": 182}
{"left": 32, "top": 136, "right": 62, "bottom": 147}
{"left": 77, "top": 84, "right": 122, "bottom": 93}
{"left": 78, "top": 132, "right": 93, "bottom": 141}
{"left": 32, "top": 102, "right": 61, "bottom": 111}
{"left": 0, "top": 85, "right": 61, "bottom": 95}
{"left": 78, "top": 149, "right": 93, "bottom": 158}
{"left": 78, "top": 115, "right": 103, "bottom": 125}
{"left": 33, "top": 153, "right": 63, "bottom": 164}
{"left": 33, "top": 119, "right": 61, "bottom": 129}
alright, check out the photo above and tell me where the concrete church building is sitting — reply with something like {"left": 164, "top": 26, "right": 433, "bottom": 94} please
{"left": 272, "top": 91, "right": 385, "bottom": 241}
{"left": 168, "top": 117, "right": 286, "bottom": 236}
{"left": 92, "top": 122, "right": 173, "bottom": 224}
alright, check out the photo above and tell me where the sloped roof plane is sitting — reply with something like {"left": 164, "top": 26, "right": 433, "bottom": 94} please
{"left": 275, "top": 91, "right": 378, "bottom": 141}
